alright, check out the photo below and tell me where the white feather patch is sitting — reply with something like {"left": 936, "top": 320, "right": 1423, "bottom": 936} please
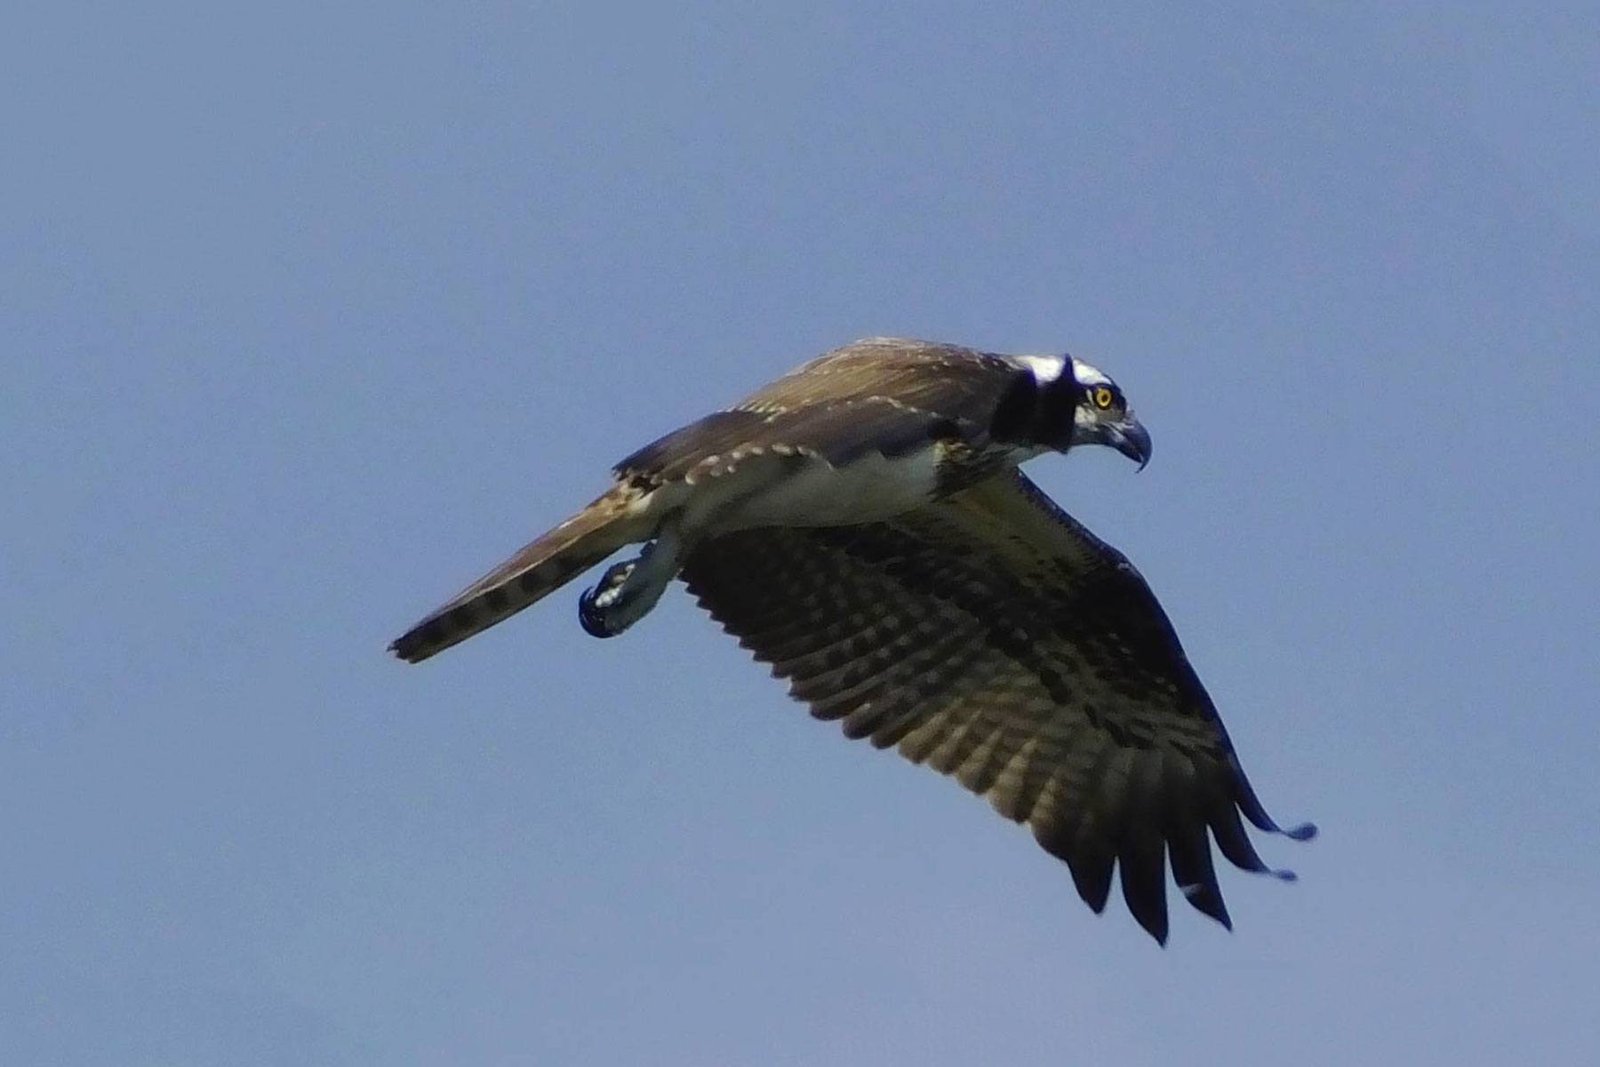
{"left": 1069, "top": 358, "right": 1112, "bottom": 387}
{"left": 1015, "top": 354, "right": 1067, "bottom": 384}
{"left": 668, "top": 448, "right": 942, "bottom": 533}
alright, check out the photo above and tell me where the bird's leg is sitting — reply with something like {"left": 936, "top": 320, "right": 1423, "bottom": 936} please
{"left": 578, "top": 521, "right": 686, "bottom": 638}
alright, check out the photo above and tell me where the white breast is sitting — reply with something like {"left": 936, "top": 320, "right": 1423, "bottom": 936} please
{"left": 660, "top": 448, "right": 942, "bottom": 534}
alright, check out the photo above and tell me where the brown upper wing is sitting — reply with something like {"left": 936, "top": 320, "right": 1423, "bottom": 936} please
{"left": 613, "top": 338, "right": 1034, "bottom": 486}
{"left": 732, "top": 337, "right": 1024, "bottom": 417}
{"left": 679, "top": 470, "right": 1313, "bottom": 943}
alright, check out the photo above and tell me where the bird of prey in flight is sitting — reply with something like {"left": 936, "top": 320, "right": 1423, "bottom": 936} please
{"left": 391, "top": 337, "right": 1314, "bottom": 943}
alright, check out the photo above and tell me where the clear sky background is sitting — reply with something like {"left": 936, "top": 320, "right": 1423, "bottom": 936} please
{"left": 5, "top": 4, "right": 1598, "bottom": 1065}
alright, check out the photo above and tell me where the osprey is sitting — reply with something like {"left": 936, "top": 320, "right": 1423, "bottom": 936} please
{"left": 391, "top": 337, "right": 1314, "bottom": 943}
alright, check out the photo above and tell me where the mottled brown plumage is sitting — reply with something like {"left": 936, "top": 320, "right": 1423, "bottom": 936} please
{"left": 391, "top": 337, "right": 1311, "bottom": 942}
{"left": 394, "top": 339, "right": 1062, "bottom": 662}
{"left": 389, "top": 486, "right": 651, "bottom": 663}
{"left": 613, "top": 339, "right": 1051, "bottom": 491}
{"left": 680, "top": 471, "right": 1313, "bottom": 944}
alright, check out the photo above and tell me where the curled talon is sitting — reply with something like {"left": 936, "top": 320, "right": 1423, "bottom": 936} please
{"left": 578, "top": 559, "right": 637, "bottom": 638}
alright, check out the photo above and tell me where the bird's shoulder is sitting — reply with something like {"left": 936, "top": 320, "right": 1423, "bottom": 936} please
{"left": 733, "top": 337, "right": 1021, "bottom": 415}
{"left": 612, "top": 339, "right": 1029, "bottom": 488}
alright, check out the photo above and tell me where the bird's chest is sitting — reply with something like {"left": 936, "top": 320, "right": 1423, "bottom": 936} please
{"left": 674, "top": 448, "right": 943, "bottom": 532}
{"left": 667, "top": 441, "right": 1023, "bottom": 533}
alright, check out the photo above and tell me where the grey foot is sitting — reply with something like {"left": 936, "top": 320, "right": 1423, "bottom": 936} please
{"left": 578, "top": 559, "right": 637, "bottom": 638}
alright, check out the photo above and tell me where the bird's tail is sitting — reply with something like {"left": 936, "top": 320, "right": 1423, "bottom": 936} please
{"left": 390, "top": 487, "right": 649, "bottom": 663}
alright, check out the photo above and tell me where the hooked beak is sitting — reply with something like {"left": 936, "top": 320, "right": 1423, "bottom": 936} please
{"left": 1105, "top": 417, "right": 1152, "bottom": 471}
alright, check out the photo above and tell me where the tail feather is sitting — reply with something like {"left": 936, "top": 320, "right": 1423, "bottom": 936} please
{"left": 391, "top": 489, "right": 647, "bottom": 663}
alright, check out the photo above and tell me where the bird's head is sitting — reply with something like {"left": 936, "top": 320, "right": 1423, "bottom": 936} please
{"left": 1067, "top": 357, "right": 1151, "bottom": 469}
{"left": 1012, "top": 353, "right": 1152, "bottom": 469}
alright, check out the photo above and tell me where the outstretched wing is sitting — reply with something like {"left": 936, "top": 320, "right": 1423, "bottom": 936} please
{"left": 679, "top": 470, "right": 1313, "bottom": 944}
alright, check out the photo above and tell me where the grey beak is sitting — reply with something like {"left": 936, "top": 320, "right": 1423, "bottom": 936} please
{"left": 1108, "top": 417, "right": 1153, "bottom": 471}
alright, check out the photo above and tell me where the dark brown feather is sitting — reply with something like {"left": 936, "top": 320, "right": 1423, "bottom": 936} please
{"left": 614, "top": 339, "right": 1039, "bottom": 487}
{"left": 679, "top": 469, "right": 1313, "bottom": 941}
{"left": 389, "top": 487, "right": 645, "bottom": 663}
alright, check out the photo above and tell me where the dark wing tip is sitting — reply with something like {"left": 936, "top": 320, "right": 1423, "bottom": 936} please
{"left": 1229, "top": 758, "right": 1317, "bottom": 845}
{"left": 1118, "top": 825, "right": 1170, "bottom": 945}
{"left": 1122, "top": 869, "right": 1170, "bottom": 946}
{"left": 1179, "top": 882, "right": 1233, "bottom": 931}
{"left": 1064, "top": 850, "right": 1115, "bottom": 916}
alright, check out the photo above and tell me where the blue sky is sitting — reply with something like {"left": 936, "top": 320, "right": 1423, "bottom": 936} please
{"left": 4, "top": 4, "right": 1598, "bottom": 1064}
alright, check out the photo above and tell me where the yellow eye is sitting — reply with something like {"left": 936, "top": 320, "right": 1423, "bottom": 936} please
{"left": 1092, "top": 386, "right": 1115, "bottom": 410}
